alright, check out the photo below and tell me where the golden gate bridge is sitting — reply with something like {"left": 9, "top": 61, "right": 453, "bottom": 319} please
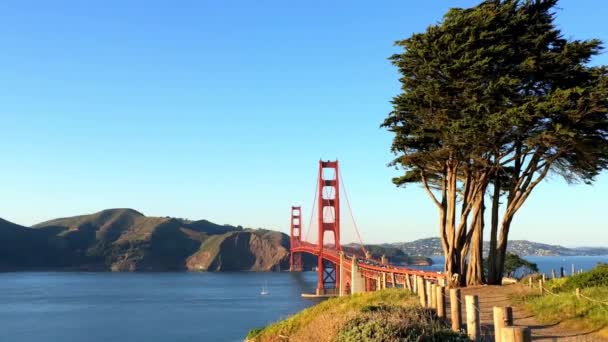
{"left": 289, "top": 160, "right": 445, "bottom": 297}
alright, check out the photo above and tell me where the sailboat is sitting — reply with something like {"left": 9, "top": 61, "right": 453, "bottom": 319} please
{"left": 260, "top": 282, "right": 269, "bottom": 296}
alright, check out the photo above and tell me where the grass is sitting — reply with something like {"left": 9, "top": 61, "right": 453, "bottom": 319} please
{"left": 248, "top": 289, "right": 416, "bottom": 341}
{"left": 517, "top": 287, "right": 608, "bottom": 335}
{"left": 514, "top": 264, "right": 608, "bottom": 336}
{"left": 247, "top": 288, "right": 467, "bottom": 342}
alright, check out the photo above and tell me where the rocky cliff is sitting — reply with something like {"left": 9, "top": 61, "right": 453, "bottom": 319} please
{"left": 186, "top": 230, "right": 290, "bottom": 271}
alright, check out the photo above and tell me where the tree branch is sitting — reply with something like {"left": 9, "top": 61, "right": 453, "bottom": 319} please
{"left": 420, "top": 170, "right": 442, "bottom": 209}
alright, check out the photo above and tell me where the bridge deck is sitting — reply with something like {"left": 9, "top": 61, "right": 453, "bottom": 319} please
{"left": 292, "top": 242, "right": 443, "bottom": 280}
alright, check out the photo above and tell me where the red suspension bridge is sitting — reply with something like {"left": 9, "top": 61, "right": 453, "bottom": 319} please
{"left": 289, "top": 160, "right": 445, "bottom": 297}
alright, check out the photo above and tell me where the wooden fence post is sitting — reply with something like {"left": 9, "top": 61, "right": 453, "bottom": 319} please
{"left": 436, "top": 285, "right": 446, "bottom": 318}
{"left": 572, "top": 264, "right": 575, "bottom": 276}
{"left": 493, "top": 306, "right": 513, "bottom": 342}
{"left": 538, "top": 279, "right": 543, "bottom": 295}
{"left": 501, "top": 326, "right": 531, "bottom": 342}
{"left": 465, "top": 295, "right": 480, "bottom": 342}
{"left": 418, "top": 278, "right": 426, "bottom": 307}
{"left": 406, "top": 274, "right": 412, "bottom": 291}
{"left": 528, "top": 277, "right": 532, "bottom": 288}
{"left": 425, "top": 280, "right": 432, "bottom": 308}
{"left": 576, "top": 288, "right": 581, "bottom": 299}
{"left": 551, "top": 269, "right": 556, "bottom": 279}
{"left": 542, "top": 273, "right": 546, "bottom": 282}
{"left": 430, "top": 283, "right": 437, "bottom": 309}
{"left": 560, "top": 266, "right": 565, "bottom": 278}
{"left": 450, "top": 288, "right": 462, "bottom": 332}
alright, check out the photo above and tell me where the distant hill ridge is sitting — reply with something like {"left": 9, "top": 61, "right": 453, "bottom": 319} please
{"left": 0, "top": 208, "right": 437, "bottom": 272}
{"left": 386, "top": 237, "right": 608, "bottom": 257}
{"left": 10, "top": 209, "right": 598, "bottom": 273}
{"left": 0, "top": 208, "right": 294, "bottom": 272}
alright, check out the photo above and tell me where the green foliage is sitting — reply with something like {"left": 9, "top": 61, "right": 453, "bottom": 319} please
{"left": 518, "top": 287, "right": 608, "bottom": 330}
{"left": 335, "top": 305, "right": 468, "bottom": 342}
{"left": 246, "top": 327, "right": 264, "bottom": 339}
{"left": 514, "top": 265, "right": 608, "bottom": 332}
{"left": 549, "top": 264, "right": 608, "bottom": 292}
{"left": 485, "top": 253, "right": 539, "bottom": 279}
{"left": 384, "top": 0, "right": 608, "bottom": 185}
{"left": 503, "top": 253, "right": 538, "bottom": 278}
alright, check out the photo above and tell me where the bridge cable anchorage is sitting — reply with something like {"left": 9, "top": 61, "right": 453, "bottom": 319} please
{"left": 339, "top": 171, "right": 368, "bottom": 256}
{"left": 304, "top": 172, "right": 320, "bottom": 244}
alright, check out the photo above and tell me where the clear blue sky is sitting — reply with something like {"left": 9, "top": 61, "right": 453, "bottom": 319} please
{"left": 0, "top": 0, "right": 606, "bottom": 246}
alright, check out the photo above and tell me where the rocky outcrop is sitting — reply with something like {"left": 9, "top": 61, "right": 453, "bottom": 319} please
{"left": 186, "top": 231, "right": 290, "bottom": 271}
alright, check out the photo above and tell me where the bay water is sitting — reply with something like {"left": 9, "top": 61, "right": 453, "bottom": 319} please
{"left": 0, "top": 272, "right": 320, "bottom": 342}
{"left": 411, "top": 255, "right": 608, "bottom": 274}
{"left": 1, "top": 255, "right": 606, "bottom": 342}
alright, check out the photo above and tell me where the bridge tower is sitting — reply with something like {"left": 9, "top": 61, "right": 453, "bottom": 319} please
{"left": 289, "top": 206, "right": 303, "bottom": 272}
{"left": 317, "top": 160, "right": 341, "bottom": 295}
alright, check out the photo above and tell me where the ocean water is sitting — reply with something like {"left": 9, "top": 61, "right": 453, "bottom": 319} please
{"left": 1, "top": 256, "right": 606, "bottom": 342}
{"left": 0, "top": 272, "right": 321, "bottom": 342}
{"left": 410, "top": 255, "right": 608, "bottom": 275}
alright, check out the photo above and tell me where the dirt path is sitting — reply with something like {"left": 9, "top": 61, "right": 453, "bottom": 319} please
{"left": 446, "top": 284, "right": 607, "bottom": 341}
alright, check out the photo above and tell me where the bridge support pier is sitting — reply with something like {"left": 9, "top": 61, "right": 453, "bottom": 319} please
{"left": 339, "top": 253, "right": 346, "bottom": 296}
{"left": 350, "top": 256, "right": 365, "bottom": 294}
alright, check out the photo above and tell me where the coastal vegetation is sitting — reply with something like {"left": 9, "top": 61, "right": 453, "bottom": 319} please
{"left": 247, "top": 288, "right": 467, "bottom": 342}
{"left": 514, "top": 264, "right": 608, "bottom": 334}
{"left": 383, "top": 0, "right": 608, "bottom": 286}
{"left": 500, "top": 252, "right": 538, "bottom": 278}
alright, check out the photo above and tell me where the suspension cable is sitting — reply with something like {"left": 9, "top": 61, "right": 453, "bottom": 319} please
{"left": 339, "top": 171, "right": 368, "bottom": 256}
{"left": 304, "top": 172, "right": 320, "bottom": 243}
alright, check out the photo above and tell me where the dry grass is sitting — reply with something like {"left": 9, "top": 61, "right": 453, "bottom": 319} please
{"left": 248, "top": 289, "right": 418, "bottom": 342}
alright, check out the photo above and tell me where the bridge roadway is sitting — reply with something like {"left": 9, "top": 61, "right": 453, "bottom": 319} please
{"left": 292, "top": 241, "right": 444, "bottom": 294}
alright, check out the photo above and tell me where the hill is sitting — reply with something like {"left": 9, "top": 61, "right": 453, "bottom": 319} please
{"left": 0, "top": 209, "right": 300, "bottom": 272}
{"left": 386, "top": 238, "right": 608, "bottom": 257}
{"left": 342, "top": 243, "right": 433, "bottom": 266}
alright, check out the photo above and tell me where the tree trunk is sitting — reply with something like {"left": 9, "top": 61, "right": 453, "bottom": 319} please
{"left": 495, "top": 214, "right": 514, "bottom": 283}
{"left": 487, "top": 174, "right": 501, "bottom": 284}
{"left": 467, "top": 192, "right": 485, "bottom": 286}
{"left": 444, "top": 162, "right": 462, "bottom": 287}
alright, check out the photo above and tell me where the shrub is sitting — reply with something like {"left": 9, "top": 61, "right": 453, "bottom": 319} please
{"left": 335, "top": 305, "right": 468, "bottom": 342}
{"left": 555, "top": 264, "right": 608, "bottom": 291}
{"left": 246, "top": 327, "right": 264, "bottom": 340}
